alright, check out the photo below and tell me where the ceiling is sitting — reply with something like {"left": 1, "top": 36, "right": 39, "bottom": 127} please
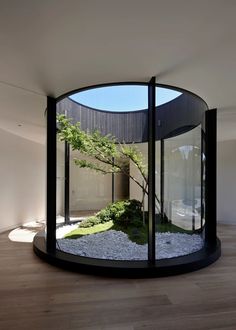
{"left": 0, "top": 0, "right": 236, "bottom": 143}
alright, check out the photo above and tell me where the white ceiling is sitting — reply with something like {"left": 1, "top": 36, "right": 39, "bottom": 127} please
{"left": 0, "top": 0, "right": 236, "bottom": 142}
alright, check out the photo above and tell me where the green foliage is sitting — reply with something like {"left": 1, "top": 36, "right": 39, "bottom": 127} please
{"left": 57, "top": 114, "right": 148, "bottom": 190}
{"left": 79, "top": 216, "right": 102, "bottom": 228}
{"left": 79, "top": 199, "right": 143, "bottom": 229}
{"left": 57, "top": 114, "right": 119, "bottom": 174}
{"left": 111, "top": 199, "right": 143, "bottom": 228}
{"left": 120, "top": 144, "right": 147, "bottom": 178}
{"left": 65, "top": 221, "right": 114, "bottom": 238}
{"left": 57, "top": 114, "right": 163, "bottom": 216}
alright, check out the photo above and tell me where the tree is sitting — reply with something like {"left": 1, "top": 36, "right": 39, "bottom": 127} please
{"left": 57, "top": 114, "right": 163, "bottom": 217}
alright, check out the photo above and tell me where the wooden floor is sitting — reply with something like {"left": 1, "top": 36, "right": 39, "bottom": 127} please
{"left": 0, "top": 224, "right": 236, "bottom": 330}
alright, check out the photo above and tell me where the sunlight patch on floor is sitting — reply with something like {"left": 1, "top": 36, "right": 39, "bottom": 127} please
{"left": 8, "top": 214, "right": 87, "bottom": 243}
{"left": 8, "top": 220, "right": 45, "bottom": 243}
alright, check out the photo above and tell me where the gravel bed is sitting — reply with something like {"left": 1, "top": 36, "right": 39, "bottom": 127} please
{"left": 56, "top": 229, "right": 204, "bottom": 260}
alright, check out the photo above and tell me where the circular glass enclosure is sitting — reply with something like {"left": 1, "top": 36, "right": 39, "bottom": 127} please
{"left": 34, "top": 81, "right": 221, "bottom": 277}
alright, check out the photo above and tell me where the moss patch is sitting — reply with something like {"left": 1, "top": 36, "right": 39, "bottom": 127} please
{"left": 156, "top": 222, "right": 190, "bottom": 234}
{"left": 64, "top": 220, "right": 191, "bottom": 245}
{"left": 64, "top": 221, "right": 114, "bottom": 239}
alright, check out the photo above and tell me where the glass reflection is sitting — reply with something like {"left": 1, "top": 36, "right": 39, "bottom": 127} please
{"left": 164, "top": 125, "right": 202, "bottom": 231}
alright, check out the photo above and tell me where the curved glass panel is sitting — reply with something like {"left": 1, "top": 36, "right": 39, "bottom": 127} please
{"left": 155, "top": 125, "right": 204, "bottom": 260}
{"left": 69, "top": 85, "right": 181, "bottom": 112}
{"left": 164, "top": 125, "right": 202, "bottom": 232}
{"left": 55, "top": 83, "right": 207, "bottom": 264}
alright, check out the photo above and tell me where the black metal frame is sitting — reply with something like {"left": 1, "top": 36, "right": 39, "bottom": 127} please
{"left": 148, "top": 77, "right": 156, "bottom": 263}
{"left": 201, "top": 122, "right": 205, "bottom": 231}
{"left": 34, "top": 233, "right": 221, "bottom": 278}
{"left": 160, "top": 139, "right": 165, "bottom": 221}
{"left": 205, "top": 109, "right": 217, "bottom": 245}
{"left": 112, "top": 157, "right": 115, "bottom": 203}
{"left": 38, "top": 81, "right": 220, "bottom": 277}
{"left": 46, "top": 96, "right": 57, "bottom": 252}
{"left": 64, "top": 141, "right": 70, "bottom": 224}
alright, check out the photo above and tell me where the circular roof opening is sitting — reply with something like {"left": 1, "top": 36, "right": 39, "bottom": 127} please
{"left": 69, "top": 85, "right": 182, "bottom": 112}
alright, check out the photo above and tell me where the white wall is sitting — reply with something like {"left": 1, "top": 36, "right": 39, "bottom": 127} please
{"left": 217, "top": 139, "right": 236, "bottom": 224}
{"left": 65, "top": 149, "right": 129, "bottom": 212}
{"left": 0, "top": 128, "right": 46, "bottom": 232}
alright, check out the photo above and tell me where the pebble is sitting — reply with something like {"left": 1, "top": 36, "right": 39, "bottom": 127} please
{"left": 56, "top": 229, "right": 204, "bottom": 260}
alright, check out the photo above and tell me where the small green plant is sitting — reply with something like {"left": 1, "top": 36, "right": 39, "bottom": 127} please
{"left": 112, "top": 199, "right": 143, "bottom": 228}
{"left": 79, "top": 199, "right": 143, "bottom": 229}
{"left": 79, "top": 216, "right": 102, "bottom": 228}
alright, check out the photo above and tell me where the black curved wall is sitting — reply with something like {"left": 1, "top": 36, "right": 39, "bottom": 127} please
{"left": 57, "top": 92, "right": 208, "bottom": 143}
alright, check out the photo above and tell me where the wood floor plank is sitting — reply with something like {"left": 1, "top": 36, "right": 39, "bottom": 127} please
{"left": 0, "top": 224, "right": 236, "bottom": 330}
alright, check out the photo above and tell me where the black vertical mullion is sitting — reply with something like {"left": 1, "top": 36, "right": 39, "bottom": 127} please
{"left": 112, "top": 157, "right": 115, "bottom": 203}
{"left": 46, "top": 96, "right": 57, "bottom": 252}
{"left": 64, "top": 141, "right": 70, "bottom": 224}
{"left": 205, "top": 109, "right": 217, "bottom": 245}
{"left": 160, "top": 139, "right": 164, "bottom": 222}
{"left": 201, "top": 125, "right": 205, "bottom": 231}
{"left": 148, "top": 77, "right": 156, "bottom": 263}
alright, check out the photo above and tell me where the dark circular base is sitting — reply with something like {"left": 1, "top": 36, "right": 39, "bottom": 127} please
{"left": 33, "top": 231, "right": 221, "bottom": 278}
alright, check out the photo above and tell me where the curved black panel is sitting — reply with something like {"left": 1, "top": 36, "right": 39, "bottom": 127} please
{"left": 57, "top": 97, "right": 148, "bottom": 143}
{"left": 56, "top": 84, "right": 208, "bottom": 143}
{"left": 33, "top": 232, "right": 221, "bottom": 278}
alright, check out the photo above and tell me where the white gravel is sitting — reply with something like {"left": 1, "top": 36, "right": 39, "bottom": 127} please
{"left": 56, "top": 228, "right": 204, "bottom": 260}
{"left": 56, "top": 223, "right": 80, "bottom": 239}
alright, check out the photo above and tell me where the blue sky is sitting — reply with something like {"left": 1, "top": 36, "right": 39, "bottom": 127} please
{"left": 70, "top": 85, "right": 181, "bottom": 112}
